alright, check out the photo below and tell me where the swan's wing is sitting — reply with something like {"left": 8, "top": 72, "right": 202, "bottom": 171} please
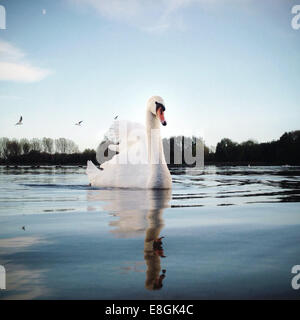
{"left": 101, "top": 120, "right": 148, "bottom": 165}
{"left": 106, "top": 120, "right": 145, "bottom": 145}
{"left": 86, "top": 160, "right": 102, "bottom": 185}
{"left": 87, "top": 121, "right": 150, "bottom": 188}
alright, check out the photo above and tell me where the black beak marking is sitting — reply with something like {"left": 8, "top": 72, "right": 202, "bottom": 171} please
{"left": 155, "top": 101, "right": 165, "bottom": 112}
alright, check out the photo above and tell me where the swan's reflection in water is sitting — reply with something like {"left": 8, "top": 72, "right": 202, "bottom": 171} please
{"left": 87, "top": 188, "right": 171, "bottom": 290}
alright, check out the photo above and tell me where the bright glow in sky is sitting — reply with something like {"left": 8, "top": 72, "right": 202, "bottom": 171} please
{"left": 0, "top": 0, "right": 300, "bottom": 151}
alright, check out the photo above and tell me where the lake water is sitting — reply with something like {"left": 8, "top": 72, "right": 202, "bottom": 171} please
{"left": 0, "top": 165, "right": 300, "bottom": 299}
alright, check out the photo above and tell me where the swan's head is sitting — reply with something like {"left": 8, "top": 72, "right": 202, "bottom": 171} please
{"left": 147, "top": 96, "right": 167, "bottom": 126}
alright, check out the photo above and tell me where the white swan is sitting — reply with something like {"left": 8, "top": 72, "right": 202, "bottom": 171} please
{"left": 86, "top": 96, "right": 172, "bottom": 189}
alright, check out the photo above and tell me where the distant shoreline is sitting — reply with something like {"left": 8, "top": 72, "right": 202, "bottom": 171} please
{"left": 1, "top": 162, "right": 299, "bottom": 168}
{"left": 1, "top": 130, "right": 300, "bottom": 167}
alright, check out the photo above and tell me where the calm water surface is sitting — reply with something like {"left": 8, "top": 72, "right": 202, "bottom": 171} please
{"left": 0, "top": 165, "right": 300, "bottom": 299}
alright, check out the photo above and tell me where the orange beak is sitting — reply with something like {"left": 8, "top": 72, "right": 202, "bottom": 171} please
{"left": 156, "top": 107, "right": 167, "bottom": 126}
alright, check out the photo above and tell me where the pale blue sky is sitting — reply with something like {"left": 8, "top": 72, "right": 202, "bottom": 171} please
{"left": 0, "top": 0, "right": 300, "bottom": 151}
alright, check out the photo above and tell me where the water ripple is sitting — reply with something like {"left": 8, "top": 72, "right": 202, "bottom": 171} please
{"left": 0, "top": 165, "right": 300, "bottom": 216}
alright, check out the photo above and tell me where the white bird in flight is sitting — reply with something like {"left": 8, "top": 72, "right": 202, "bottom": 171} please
{"left": 75, "top": 121, "right": 83, "bottom": 126}
{"left": 15, "top": 116, "right": 23, "bottom": 125}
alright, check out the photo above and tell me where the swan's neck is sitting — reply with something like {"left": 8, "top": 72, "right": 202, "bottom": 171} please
{"left": 146, "top": 113, "right": 164, "bottom": 164}
{"left": 146, "top": 112, "right": 171, "bottom": 189}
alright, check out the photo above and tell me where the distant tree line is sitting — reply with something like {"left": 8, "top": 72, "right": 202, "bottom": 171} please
{"left": 0, "top": 137, "right": 96, "bottom": 165}
{"left": 212, "top": 130, "right": 300, "bottom": 165}
{"left": 0, "top": 130, "right": 299, "bottom": 166}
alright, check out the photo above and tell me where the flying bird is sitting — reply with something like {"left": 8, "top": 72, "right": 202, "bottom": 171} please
{"left": 114, "top": 116, "right": 118, "bottom": 120}
{"left": 42, "top": 9, "right": 46, "bottom": 15}
{"left": 75, "top": 121, "right": 83, "bottom": 126}
{"left": 15, "top": 116, "right": 23, "bottom": 125}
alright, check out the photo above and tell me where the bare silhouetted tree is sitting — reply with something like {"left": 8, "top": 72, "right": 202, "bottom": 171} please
{"left": 30, "top": 138, "right": 42, "bottom": 152}
{"left": 20, "top": 138, "right": 31, "bottom": 154}
{"left": 0, "top": 137, "right": 9, "bottom": 159}
{"left": 55, "top": 138, "right": 79, "bottom": 154}
{"left": 42, "top": 137, "right": 54, "bottom": 153}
